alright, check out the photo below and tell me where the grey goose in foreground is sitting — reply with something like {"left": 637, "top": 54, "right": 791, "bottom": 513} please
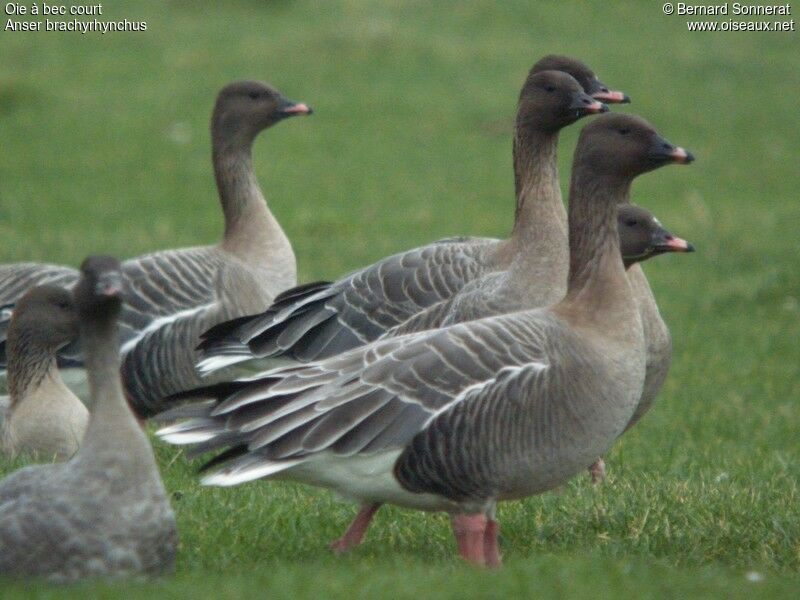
{"left": 0, "top": 257, "right": 177, "bottom": 581}
{"left": 383, "top": 202, "right": 696, "bottom": 484}
{"left": 195, "top": 55, "right": 627, "bottom": 373}
{"left": 158, "top": 113, "right": 694, "bottom": 567}
{"left": 1, "top": 285, "right": 88, "bottom": 460}
{"left": 0, "top": 81, "right": 311, "bottom": 412}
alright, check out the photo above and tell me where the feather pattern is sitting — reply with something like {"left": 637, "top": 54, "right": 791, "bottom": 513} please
{"left": 195, "top": 237, "right": 504, "bottom": 373}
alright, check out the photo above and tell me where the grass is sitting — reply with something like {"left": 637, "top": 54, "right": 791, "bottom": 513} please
{"left": 1, "top": 0, "right": 799, "bottom": 597}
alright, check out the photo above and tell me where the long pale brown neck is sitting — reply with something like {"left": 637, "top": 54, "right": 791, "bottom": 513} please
{"left": 562, "top": 167, "right": 633, "bottom": 317}
{"left": 212, "top": 131, "right": 265, "bottom": 233}
{"left": 6, "top": 329, "right": 57, "bottom": 407}
{"left": 77, "top": 314, "right": 141, "bottom": 456}
{"left": 510, "top": 126, "right": 565, "bottom": 243}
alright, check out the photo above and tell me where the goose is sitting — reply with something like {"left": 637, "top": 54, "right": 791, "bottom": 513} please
{"left": 196, "top": 56, "right": 627, "bottom": 373}
{"left": 0, "top": 256, "right": 177, "bottom": 581}
{"left": 1, "top": 285, "right": 88, "bottom": 460}
{"left": 378, "top": 202, "right": 695, "bottom": 485}
{"left": 0, "top": 80, "right": 312, "bottom": 382}
{"left": 157, "top": 113, "right": 693, "bottom": 567}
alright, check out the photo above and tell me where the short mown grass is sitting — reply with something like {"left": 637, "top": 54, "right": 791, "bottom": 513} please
{"left": 1, "top": 1, "right": 798, "bottom": 597}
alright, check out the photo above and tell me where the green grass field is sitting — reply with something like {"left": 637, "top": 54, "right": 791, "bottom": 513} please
{"left": 1, "top": 1, "right": 798, "bottom": 597}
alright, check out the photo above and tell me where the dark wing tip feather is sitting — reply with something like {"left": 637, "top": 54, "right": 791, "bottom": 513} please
{"left": 198, "top": 445, "right": 250, "bottom": 473}
{"left": 271, "top": 281, "right": 333, "bottom": 306}
{"left": 198, "top": 313, "right": 266, "bottom": 347}
{"left": 156, "top": 381, "right": 256, "bottom": 412}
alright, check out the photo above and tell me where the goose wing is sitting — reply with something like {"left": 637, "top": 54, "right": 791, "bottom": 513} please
{"left": 196, "top": 237, "right": 500, "bottom": 372}
{"left": 158, "top": 310, "right": 555, "bottom": 486}
{"left": 120, "top": 247, "right": 225, "bottom": 330}
{"left": 0, "top": 249, "right": 224, "bottom": 369}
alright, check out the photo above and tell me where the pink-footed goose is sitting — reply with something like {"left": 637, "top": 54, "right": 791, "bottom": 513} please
{"left": 0, "top": 257, "right": 177, "bottom": 581}
{"left": 384, "top": 202, "right": 696, "bottom": 485}
{"left": 195, "top": 56, "right": 627, "bottom": 373}
{"left": 1, "top": 285, "right": 88, "bottom": 460}
{"left": 157, "top": 114, "right": 693, "bottom": 567}
{"left": 0, "top": 80, "right": 311, "bottom": 380}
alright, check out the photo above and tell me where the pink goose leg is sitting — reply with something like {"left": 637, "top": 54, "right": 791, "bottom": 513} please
{"left": 451, "top": 514, "right": 488, "bottom": 566}
{"left": 483, "top": 518, "right": 502, "bottom": 568}
{"left": 329, "top": 503, "right": 382, "bottom": 554}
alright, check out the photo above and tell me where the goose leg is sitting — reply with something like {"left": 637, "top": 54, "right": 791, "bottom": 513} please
{"left": 330, "top": 503, "right": 381, "bottom": 554}
{"left": 588, "top": 457, "right": 606, "bottom": 484}
{"left": 483, "top": 518, "right": 502, "bottom": 568}
{"left": 451, "top": 513, "right": 488, "bottom": 566}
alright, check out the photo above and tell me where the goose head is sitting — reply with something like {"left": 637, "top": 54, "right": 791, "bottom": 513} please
{"left": 517, "top": 70, "right": 608, "bottom": 134}
{"left": 618, "top": 204, "right": 694, "bottom": 267}
{"left": 10, "top": 285, "right": 77, "bottom": 352}
{"left": 74, "top": 256, "right": 124, "bottom": 320}
{"left": 575, "top": 113, "right": 694, "bottom": 182}
{"left": 212, "top": 80, "right": 312, "bottom": 147}
{"left": 531, "top": 55, "right": 630, "bottom": 104}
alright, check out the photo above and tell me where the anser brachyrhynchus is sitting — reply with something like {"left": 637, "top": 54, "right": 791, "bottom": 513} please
{"left": 197, "top": 56, "right": 624, "bottom": 372}
{"left": 1, "top": 285, "right": 88, "bottom": 460}
{"left": 0, "top": 81, "right": 311, "bottom": 389}
{"left": 0, "top": 257, "right": 177, "bottom": 581}
{"left": 158, "top": 114, "right": 693, "bottom": 567}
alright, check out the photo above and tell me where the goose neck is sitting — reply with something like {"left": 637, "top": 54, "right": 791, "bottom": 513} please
{"left": 213, "top": 141, "right": 268, "bottom": 237}
{"left": 77, "top": 317, "right": 144, "bottom": 459}
{"left": 563, "top": 167, "right": 632, "bottom": 313}
{"left": 510, "top": 128, "right": 565, "bottom": 242}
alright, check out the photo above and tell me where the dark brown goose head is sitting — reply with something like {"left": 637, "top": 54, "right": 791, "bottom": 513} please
{"left": 532, "top": 55, "right": 630, "bottom": 104}
{"left": 576, "top": 113, "right": 694, "bottom": 184}
{"left": 618, "top": 204, "right": 694, "bottom": 268}
{"left": 212, "top": 80, "right": 312, "bottom": 148}
{"left": 8, "top": 285, "right": 77, "bottom": 353}
{"left": 74, "top": 256, "right": 124, "bottom": 321}
{"left": 517, "top": 70, "right": 608, "bottom": 135}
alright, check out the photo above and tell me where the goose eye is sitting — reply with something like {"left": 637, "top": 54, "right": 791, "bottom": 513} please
{"left": 248, "top": 91, "right": 260, "bottom": 100}
{"left": 625, "top": 219, "right": 638, "bottom": 227}
{"left": 618, "top": 128, "right": 631, "bottom": 136}
{"left": 544, "top": 85, "right": 556, "bottom": 93}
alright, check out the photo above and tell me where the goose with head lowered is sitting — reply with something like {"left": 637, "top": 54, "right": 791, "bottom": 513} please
{"left": 1, "top": 285, "right": 88, "bottom": 460}
{"left": 196, "top": 56, "right": 624, "bottom": 373}
{"left": 158, "top": 113, "right": 693, "bottom": 567}
{"left": 0, "top": 257, "right": 177, "bottom": 581}
{"left": 0, "top": 81, "right": 311, "bottom": 406}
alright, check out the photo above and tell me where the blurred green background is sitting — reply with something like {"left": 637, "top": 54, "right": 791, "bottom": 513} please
{"left": 1, "top": 1, "right": 798, "bottom": 597}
